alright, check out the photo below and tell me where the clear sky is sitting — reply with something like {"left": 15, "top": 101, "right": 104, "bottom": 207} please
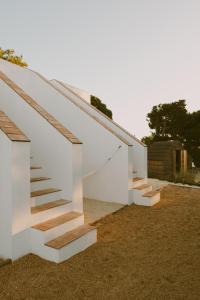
{"left": 0, "top": 0, "right": 200, "bottom": 138}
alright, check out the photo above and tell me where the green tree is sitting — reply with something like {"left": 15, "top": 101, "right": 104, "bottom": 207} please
{"left": 143, "top": 100, "right": 200, "bottom": 167}
{"left": 147, "top": 100, "right": 187, "bottom": 140}
{"left": 91, "top": 95, "right": 113, "bottom": 119}
{"left": 0, "top": 48, "right": 28, "bottom": 67}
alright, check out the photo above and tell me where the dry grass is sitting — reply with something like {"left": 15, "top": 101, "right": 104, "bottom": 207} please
{"left": 0, "top": 185, "right": 200, "bottom": 300}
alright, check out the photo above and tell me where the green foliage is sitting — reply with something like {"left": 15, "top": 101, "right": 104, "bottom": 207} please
{"left": 147, "top": 100, "right": 187, "bottom": 140}
{"left": 91, "top": 95, "right": 113, "bottom": 119}
{"left": 0, "top": 48, "right": 28, "bottom": 67}
{"left": 141, "top": 133, "right": 156, "bottom": 146}
{"left": 143, "top": 100, "right": 200, "bottom": 167}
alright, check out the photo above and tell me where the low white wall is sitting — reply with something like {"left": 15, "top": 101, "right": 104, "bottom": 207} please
{"left": 0, "top": 73, "right": 82, "bottom": 211}
{"left": 52, "top": 80, "right": 147, "bottom": 178}
{"left": 0, "top": 131, "right": 31, "bottom": 260}
{"left": 0, "top": 60, "right": 130, "bottom": 203}
{"left": 84, "top": 145, "right": 132, "bottom": 204}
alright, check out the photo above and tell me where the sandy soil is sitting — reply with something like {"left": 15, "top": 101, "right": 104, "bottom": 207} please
{"left": 83, "top": 198, "right": 124, "bottom": 224}
{"left": 0, "top": 185, "right": 200, "bottom": 300}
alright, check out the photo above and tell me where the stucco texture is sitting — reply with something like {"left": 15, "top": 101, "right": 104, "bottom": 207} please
{"left": 0, "top": 185, "right": 200, "bottom": 299}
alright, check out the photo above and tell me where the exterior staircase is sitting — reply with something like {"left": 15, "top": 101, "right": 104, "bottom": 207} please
{"left": 129, "top": 177, "right": 161, "bottom": 206}
{"left": 30, "top": 159, "right": 96, "bottom": 263}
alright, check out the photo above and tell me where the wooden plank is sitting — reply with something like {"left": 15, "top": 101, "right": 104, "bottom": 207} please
{"left": 31, "top": 177, "right": 50, "bottom": 183}
{"left": 133, "top": 184, "right": 151, "bottom": 190}
{"left": 132, "top": 177, "right": 144, "bottom": 182}
{"left": 32, "top": 211, "right": 82, "bottom": 230}
{"left": 143, "top": 190, "right": 160, "bottom": 197}
{"left": 31, "top": 188, "right": 61, "bottom": 198}
{"left": 0, "top": 111, "right": 30, "bottom": 142}
{"left": 30, "top": 166, "right": 42, "bottom": 170}
{"left": 31, "top": 199, "right": 71, "bottom": 214}
{"left": 0, "top": 71, "right": 81, "bottom": 144}
{"left": 45, "top": 225, "right": 95, "bottom": 249}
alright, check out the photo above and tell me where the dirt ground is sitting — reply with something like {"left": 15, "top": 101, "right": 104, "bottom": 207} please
{"left": 0, "top": 185, "right": 200, "bottom": 300}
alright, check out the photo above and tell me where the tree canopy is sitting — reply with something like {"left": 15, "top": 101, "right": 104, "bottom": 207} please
{"left": 0, "top": 48, "right": 28, "bottom": 67}
{"left": 142, "top": 100, "right": 200, "bottom": 167}
{"left": 91, "top": 95, "right": 113, "bottom": 119}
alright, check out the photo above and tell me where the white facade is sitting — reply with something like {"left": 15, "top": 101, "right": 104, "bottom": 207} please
{"left": 0, "top": 59, "right": 160, "bottom": 262}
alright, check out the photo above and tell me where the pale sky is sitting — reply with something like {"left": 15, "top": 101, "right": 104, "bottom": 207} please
{"left": 0, "top": 0, "right": 200, "bottom": 138}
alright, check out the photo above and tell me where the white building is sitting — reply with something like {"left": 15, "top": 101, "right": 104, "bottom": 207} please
{"left": 0, "top": 59, "right": 160, "bottom": 263}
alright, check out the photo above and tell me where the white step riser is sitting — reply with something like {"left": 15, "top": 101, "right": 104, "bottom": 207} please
{"left": 135, "top": 192, "right": 160, "bottom": 206}
{"left": 31, "top": 180, "right": 53, "bottom": 192}
{"left": 31, "top": 202, "right": 73, "bottom": 225}
{"left": 30, "top": 169, "right": 46, "bottom": 177}
{"left": 31, "top": 215, "right": 84, "bottom": 246}
{"left": 133, "top": 186, "right": 152, "bottom": 198}
{"left": 132, "top": 178, "right": 147, "bottom": 188}
{"left": 33, "top": 229, "right": 97, "bottom": 263}
{"left": 31, "top": 191, "right": 62, "bottom": 206}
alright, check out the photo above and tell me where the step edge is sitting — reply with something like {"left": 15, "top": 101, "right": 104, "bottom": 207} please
{"left": 143, "top": 190, "right": 160, "bottom": 197}
{"left": 31, "top": 177, "right": 51, "bottom": 183}
{"left": 31, "top": 199, "right": 72, "bottom": 214}
{"left": 45, "top": 225, "right": 96, "bottom": 249}
{"left": 32, "top": 211, "right": 83, "bottom": 231}
{"left": 31, "top": 188, "right": 62, "bottom": 198}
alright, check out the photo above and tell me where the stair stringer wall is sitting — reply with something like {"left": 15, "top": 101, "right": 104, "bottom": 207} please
{"left": 0, "top": 75, "right": 83, "bottom": 212}
{"left": 51, "top": 80, "right": 147, "bottom": 179}
{"left": 0, "top": 59, "right": 131, "bottom": 204}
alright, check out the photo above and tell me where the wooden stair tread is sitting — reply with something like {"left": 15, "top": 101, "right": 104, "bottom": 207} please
{"left": 31, "top": 199, "right": 71, "bottom": 214}
{"left": 134, "top": 184, "right": 151, "bottom": 190}
{"left": 30, "top": 166, "right": 42, "bottom": 170}
{"left": 0, "top": 71, "right": 81, "bottom": 144}
{"left": 32, "top": 211, "right": 83, "bottom": 231}
{"left": 143, "top": 190, "right": 160, "bottom": 197}
{"left": 31, "top": 188, "right": 61, "bottom": 197}
{"left": 0, "top": 111, "right": 30, "bottom": 142}
{"left": 132, "top": 177, "right": 144, "bottom": 182}
{"left": 31, "top": 177, "right": 50, "bottom": 183}
{"left": 45, "top": 224, "right": 95, "bottom": 249}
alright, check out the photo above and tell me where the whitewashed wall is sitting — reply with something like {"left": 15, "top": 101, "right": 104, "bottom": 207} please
{"left": 51, "top": 80, "right": 147, "bottom": 178}
{"left": 0, "top": 71, "right": 83, "bottom": 212}
{"left": 0, "top": 131, "right": 31, "bottom": 259}
{"left": 0, "top": 60, "right": 130, "bottom": 203}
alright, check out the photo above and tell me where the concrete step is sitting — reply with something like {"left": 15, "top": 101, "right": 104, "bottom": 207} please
{"left": 31, "top": 177, "right": 53, "bottom": 192}
{"left": 132, "top": 177, "right": 147, "bottom": 188}
{"left": 31, "top": 188, "right": 62, "bottom": 206}
{"left": 31, "top": 211, "right": 84, "bottom": 243}
{"left": 40, "top": 225, "right": 97, "bottom": 263}
{"left": 31, "top": 200, "right": 73, "bottom": 225}
{"left": 30, "top": 166, "right": 46, "bottom": 177}
{"left": 31, "top": 177, "right": 51, "bottom": 183}
{"left": 135, "top": 189, "right": 160, "bottom": 206}
{"left": 31, "top": 199, "right": 71, "bottom": 214}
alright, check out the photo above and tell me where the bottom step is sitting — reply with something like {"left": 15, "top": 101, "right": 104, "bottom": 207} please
{"left": 33, "top": 225, "right": 97, "bottom": 263}
{"left": 135, "top": 190, "right": 160, "bottom": 206}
